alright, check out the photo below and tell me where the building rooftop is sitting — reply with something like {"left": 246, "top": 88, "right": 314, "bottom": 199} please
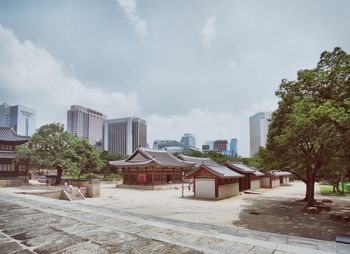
{"left": 110, "top": 147, "right": 195, "bottom": 168}
{"left": 187, "top": 164, "right": 244, "bottom": 178}
{"left": 178, "top": 154, "right": 220, "bottom": 167}
{"left": 0, "top": 127, "right": 29, "bottom": 143}
{"left": 225, "top": 162, "right": 264, "bottom": 176}
{"left": 0, "top": 150, "right": 16, "bottom": 159}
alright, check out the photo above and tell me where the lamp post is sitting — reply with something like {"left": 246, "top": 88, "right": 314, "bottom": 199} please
{"left": 182, "top": 171, "right": 184, "bottom": 198}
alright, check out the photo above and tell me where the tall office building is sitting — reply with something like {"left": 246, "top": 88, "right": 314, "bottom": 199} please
{"left": 0, "top": 103, "right": 36, "bottom": 136}
{"left": 204, "top": 140, "right": 214, "bottom": 151}
{"left": 180, "top": 133, "right": 196, "bottom": 148}
{"left": 213, "top": 140, "right": 228, "bottom": 153}
{"left": 230, "top": 138, "right": 238, "bottom": 157}
{"left": 249, "top": 112, "right": 272, "bottom": 156}
{"left": 103, "top": 117, "right": 147, "bottom": 155}
{"left": 67, "top": 105, "right": 106, "bottom": 147}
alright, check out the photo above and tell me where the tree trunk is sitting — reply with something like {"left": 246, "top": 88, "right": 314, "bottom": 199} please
{"left": 55, "top": 166, "right": 63, "bottom": 185}
{"left": 305, "top": 179, "right": 315, "bottom": 207}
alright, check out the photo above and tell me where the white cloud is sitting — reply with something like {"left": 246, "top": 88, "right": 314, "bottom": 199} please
{"left": 200, "top": 16, "right": 216, "bottom": 49}
{"left": 146, "top": 99, "right": 277, "bottom": 157}
{"left": 117, "top": 0, "right": 147, "bottom": 36}
{"left": 0, "top": 25, "right": 141, "bottom": 127}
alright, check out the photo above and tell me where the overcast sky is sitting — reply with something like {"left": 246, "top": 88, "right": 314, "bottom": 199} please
{"left": 0, "top": 0, "right": 349, "bottom": 156}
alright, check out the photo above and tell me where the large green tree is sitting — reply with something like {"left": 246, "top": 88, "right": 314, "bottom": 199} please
{"left": 264, "top": 47, "right": 350, "bottom": 206}
{"left": 26, "top": 123, "right": 102, "bottom": 184}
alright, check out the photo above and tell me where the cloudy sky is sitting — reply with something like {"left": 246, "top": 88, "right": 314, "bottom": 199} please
{"left": 0, "top": 0, "right": 349, "bottom": 156}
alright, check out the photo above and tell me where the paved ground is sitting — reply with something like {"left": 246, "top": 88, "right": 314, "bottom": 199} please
{"left": 0, "top": 189, "right": 350, "bottom": 253}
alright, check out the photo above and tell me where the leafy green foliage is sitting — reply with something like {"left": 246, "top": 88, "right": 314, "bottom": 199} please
{"left": 22, "top": 123, "right": 104, "bottom": 184}
{"left": 264, "top": 47, "right": 350, "bottom": 205}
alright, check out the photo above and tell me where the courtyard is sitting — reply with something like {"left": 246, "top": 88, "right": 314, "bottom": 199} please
{"left": 0, "top": 181, "right": 350, "bottom": 254}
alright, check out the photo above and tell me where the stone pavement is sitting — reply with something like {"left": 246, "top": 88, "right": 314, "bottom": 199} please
{"left": 0, "top": 193, "right": 349, "bottom": 254}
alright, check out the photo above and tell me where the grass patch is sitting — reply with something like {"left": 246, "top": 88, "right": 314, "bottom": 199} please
{"left": 320, "top": 182, "right": 350, "bottom": 196}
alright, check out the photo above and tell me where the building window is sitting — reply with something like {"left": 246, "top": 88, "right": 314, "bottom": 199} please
{"left": 0, "top": 144, "right": 13, "bottom": 151}
{"left": 18, "top": 164, "right": 26, "bottom": 171}
{"left": 0, "top": 163, "right": 14, "bottom": 171}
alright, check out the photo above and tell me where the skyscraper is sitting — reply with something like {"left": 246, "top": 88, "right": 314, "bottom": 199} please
{"left": 103, "top": 117, "right": 147, "bottom": 155}
{"left": 67, "top": 105, "right": 106, "bottom": 147}
{"left": 249, "top": 112, "right": 272, "bottom": 156}
{"left": 0, "top": 102, "right": 36, "bottom": 136}
{"left": 180, "top": 133, "right": 196, "bottom": 147}
{"left": 205, "top": 140, "right": 214, "bottom": 151}
{"left": 230, "top": 138, "right": 238, "bottom": 157}
{"left": 213, "top": 140, "right": 228, "bottom": 153}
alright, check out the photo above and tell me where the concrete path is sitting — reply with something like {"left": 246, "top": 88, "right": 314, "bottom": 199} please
{"left": 0, "top": 193, "right": 349, "bottom": 254}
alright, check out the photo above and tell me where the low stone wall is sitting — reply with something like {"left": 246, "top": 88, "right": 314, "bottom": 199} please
{"left": 30, "top": 188, "right": 88, "bottom": 200}
{"left": 61, "top": 179, "right": 100, "bottom": 197}
{"left": 0, "top": 178, "right": 26, "bottom": 187}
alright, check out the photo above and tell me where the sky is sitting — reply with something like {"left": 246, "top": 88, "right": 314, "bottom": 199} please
{"left": 0, "top": 0, "right": 349, "bottom": 156}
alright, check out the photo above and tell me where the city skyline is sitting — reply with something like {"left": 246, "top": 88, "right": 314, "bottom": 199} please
{"left": 1, "top": 0, "right": 349, "bottom": 156}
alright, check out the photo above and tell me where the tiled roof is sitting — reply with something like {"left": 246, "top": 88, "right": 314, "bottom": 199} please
{"left": 225, "top": 162, "right": 255, "bottom": 173}
{"left": 225, "top": 162, "right": 265, "bottom": 176}
{"left": 269, "top": 170, "right": 292, "bottom": 177}
{"left": 110, "top": 159, "right": 154, "bottom": 167}
{"left": 0, "top": 127, "right": 29, "bottom": 143}
{"left": 187, "top": 164, "right": 244, "bottom": 178}
{"left": 110, "top": 147, "right": 195, "bottom": 168}
{"left": 0, "top": 151, "right": 16, "bottom": 159}
{"left": 178, "top": 154, "right": 220, "bottom": 167}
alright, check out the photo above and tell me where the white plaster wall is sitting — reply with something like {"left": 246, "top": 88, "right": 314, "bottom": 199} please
{"left": 218, "top": 183, "right": 239, "bottom": 199}
{"left": 195, "top": 178, "right": 215, "bottom": 199}
{"left": 271, "top": 179, "right": 280, "bottom": 188}
{"left": 250, "top": 179, "right": 261, "bottom": 190}
{"left": 282, "top": 176, "right": 289, "bottom": 184}
{"left": 261, "top": 177, "right": 270, "bottom": 188}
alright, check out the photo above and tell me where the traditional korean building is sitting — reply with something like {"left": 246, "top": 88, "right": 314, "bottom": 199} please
{"left": 110, "top": 147, "right": 195, "bottom": 185}
{"left": 179, "top": 154, "right": 244, "bottom": 199}
{"left": 261, "top": 170, "right": 292, "bottom": 188}
{"left": 0, "top": 127, "right": 29, "bottom": 186}
{"left": 185, "top": 163, "right": 243, "bottom": 199}
{"left": 225, "top": 162, "right": 264, "bottom": 191}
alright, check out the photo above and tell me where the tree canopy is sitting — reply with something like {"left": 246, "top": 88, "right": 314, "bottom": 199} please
{"left": 23, "top": 123, "right": 104, "bottom": 184}
{"left": 263, "top": 47, "right": 350, "bottom": 206}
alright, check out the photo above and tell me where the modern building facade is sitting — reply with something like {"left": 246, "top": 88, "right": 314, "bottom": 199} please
{"left": 103, "top": 117, "right": 147, "bottom": 155}
{"left": 213, "top": 140, "right": 228, "bottom": 153}
{"left": 180, "top": 133, "right": 196, "bottom": 148}
{"left": 67, "top": 105, "right": 106, "bottom": 148}
{"left": 229, "top": 138, "right": 238, "bottom": 157}
{"left": 153, "top": 139, "right": 200, "bottom": 154}
{"left": 0, "top": 103, "right": 36, "bottom": 136}
{"left": 204, "top": 140, "right": 214, "bottom": 151}
{"left": 249, "top": 112, "right": 272, "bottom": 156}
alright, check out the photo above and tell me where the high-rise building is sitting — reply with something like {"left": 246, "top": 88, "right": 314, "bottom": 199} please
{"left": 249, "top": 112, "right": 272, "bottom": 156}
{"left": 67, "top": 105, "right": 106, "bottom": 147}
{"left": 0, "top": 102, "right": 36, "bottom": 136}
{"left": 213, "top": 140, "right": 228, "bottom": 153}
{"left": 204, "top": 140, "right": 214, "bottom": 151}
{"left": 230, "top": 138, "right": 238, "bottom": 157}
{"left": 202, "top": 144, "right": 210, "bottom": 153}
{"left": 180, "top": 133, "right": 196, "bottom": 147}
{"left": 103, "top": 117, "right": 147, "bottom": 155}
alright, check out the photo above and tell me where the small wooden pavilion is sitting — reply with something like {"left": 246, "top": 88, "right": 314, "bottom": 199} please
{"left": 110, "top": 147, "right": 195, "bottom": 186}
{"left": 179, "top": 155, "right": 244, "bottom": 199}
{"left": 185, "top": 163, "right": 243, "bottom": 200}
{"left": 0, "top": 127, "right": 29, "bottom": 186}
{"left": 225, "top": 162, "right": 264, "bottom": 191}
{"left": 261, "top": 170, "right": 292, "bottom": 188}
